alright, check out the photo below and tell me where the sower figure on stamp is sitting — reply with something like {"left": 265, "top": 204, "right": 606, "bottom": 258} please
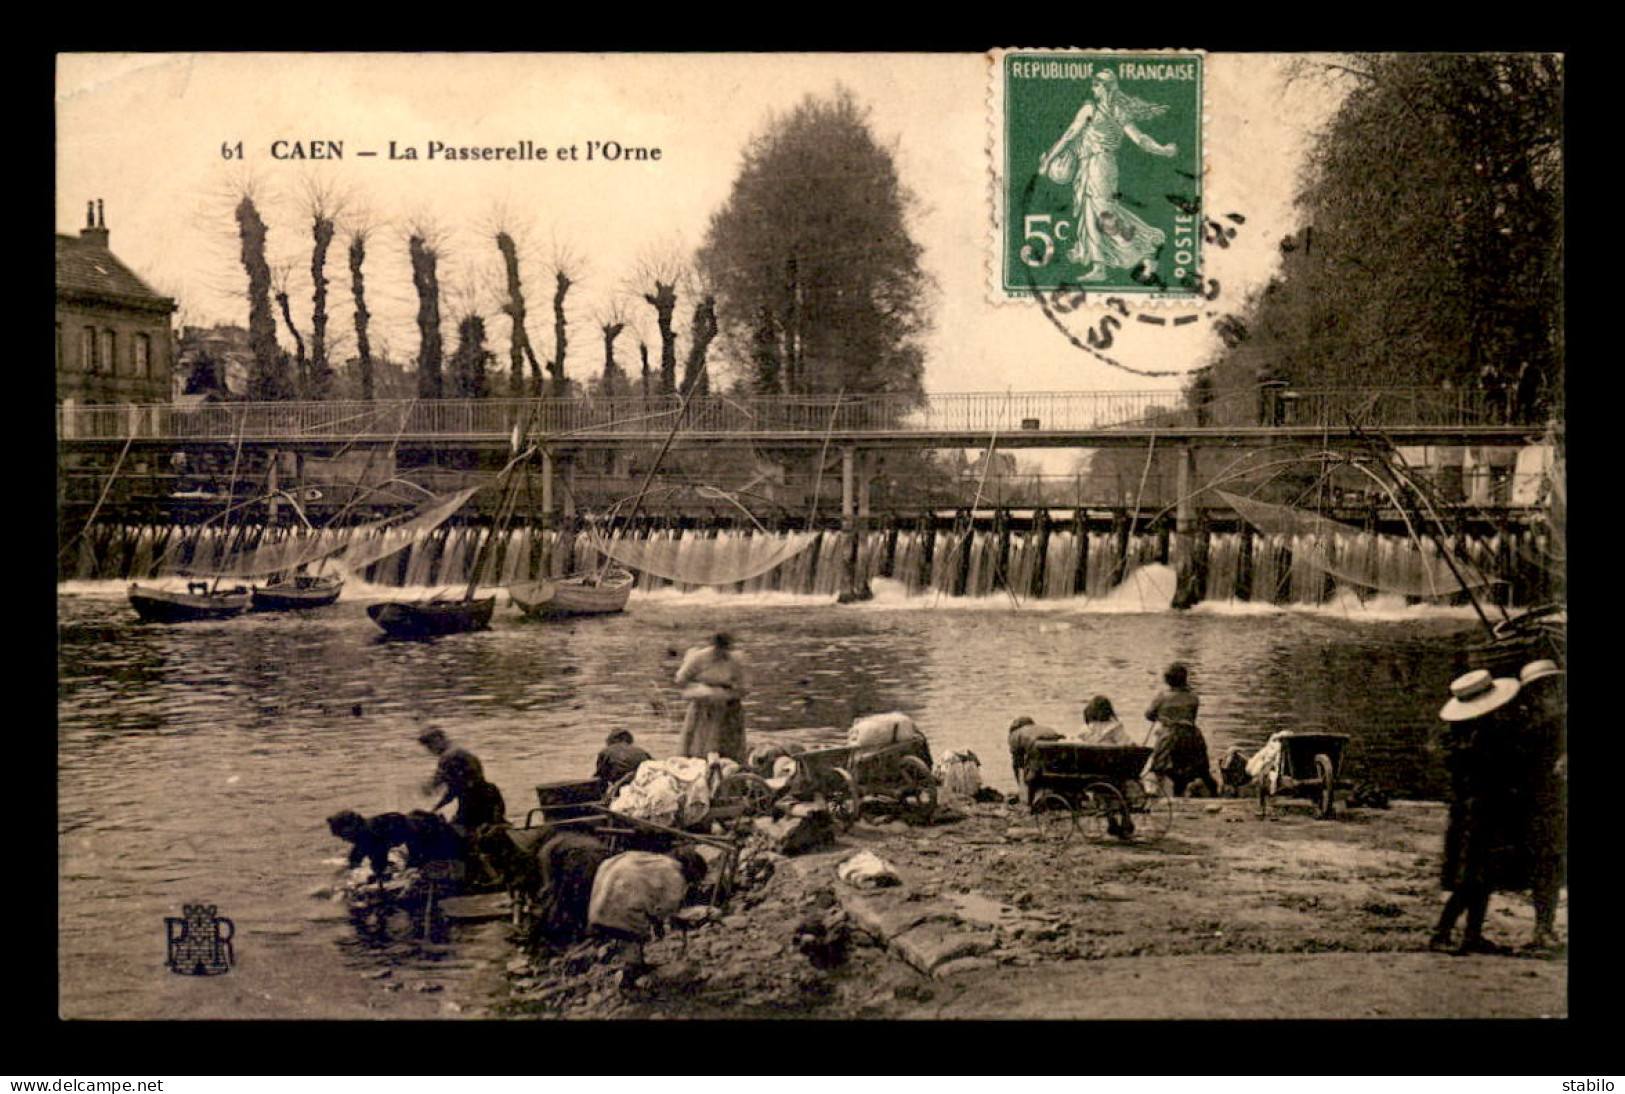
{"left": 1038, "top": 69, "right": 1179, "bottom": 282}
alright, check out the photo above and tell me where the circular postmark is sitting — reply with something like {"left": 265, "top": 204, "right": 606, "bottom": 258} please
{"left": 1012, "top": 172, "right": 1249, "bottom": 380}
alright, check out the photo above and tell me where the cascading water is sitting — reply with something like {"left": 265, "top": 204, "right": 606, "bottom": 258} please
{"left": 62, "top": 519, "right": 1553, "bottom": 608}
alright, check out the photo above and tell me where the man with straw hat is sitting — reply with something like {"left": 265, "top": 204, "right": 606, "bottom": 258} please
{"left": 1514, "top": 659, "right": 1566, "bottom": 952}
{"left": 1431, "top": 668, "right": 1522, "bottom": 955}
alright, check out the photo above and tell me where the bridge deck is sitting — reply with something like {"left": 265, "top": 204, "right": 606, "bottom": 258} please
{"left": 57, "top": 390, "right": 1558, "bottom": 451}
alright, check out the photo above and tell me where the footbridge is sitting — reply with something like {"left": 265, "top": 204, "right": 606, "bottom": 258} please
{"left": 58, "top": 387, "right": 1552, "bottom": 452}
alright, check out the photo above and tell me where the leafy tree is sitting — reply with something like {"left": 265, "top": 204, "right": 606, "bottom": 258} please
{"left": 698, "top": 88, "right": 931, "bottom": 397}
{"left": 1202, "top": 54, "right": 1562, "bottom": 424}
{"left": 449, "top": 314, "right": 493, "bottom": 398}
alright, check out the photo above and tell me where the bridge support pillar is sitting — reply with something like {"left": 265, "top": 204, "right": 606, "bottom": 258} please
{"left": 1173, "top": 442, "right": 1204, "bottom": 609}
{"left": 838, "top": 446, "right": 871, "bottom": 602}
{"left": 540, "top": 451, "right": 554, "bottom": 517}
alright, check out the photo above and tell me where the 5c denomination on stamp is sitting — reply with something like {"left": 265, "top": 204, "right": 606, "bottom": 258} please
{"left": 994, "top": 49, "right": 1204, "bottom": 300}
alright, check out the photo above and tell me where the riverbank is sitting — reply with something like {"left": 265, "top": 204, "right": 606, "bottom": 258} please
{"left": 481, "top": 796, "right": 1565, "bottom": 1020}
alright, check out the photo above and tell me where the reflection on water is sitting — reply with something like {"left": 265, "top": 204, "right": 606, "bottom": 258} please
{"left": 57, "top": 577, "right": 1482, "bottom": 1018}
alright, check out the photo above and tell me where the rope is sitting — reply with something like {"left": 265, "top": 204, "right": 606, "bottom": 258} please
{"left": 805, "top": 391, "right": 844, "bottom": 528}
{"left": 1119, "top": 430, "right": 1158, "bottom": 583}
{"left": 58, "top": 433, "right": 133, "bottom": 562}
{"left": 210, "top": 409, "right": 248, "bottom": 593}
{"left": 932, "top": 427, "right": 1003, "bottom": 610}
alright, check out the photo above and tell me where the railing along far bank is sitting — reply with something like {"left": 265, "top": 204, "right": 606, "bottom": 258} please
{"left": 56, "top": 387, "right": 1516, "bottom": 443}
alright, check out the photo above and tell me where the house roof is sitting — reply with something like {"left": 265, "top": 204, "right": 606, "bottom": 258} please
{"left": 55, "top": 233, "right": 175, "bottom": 311}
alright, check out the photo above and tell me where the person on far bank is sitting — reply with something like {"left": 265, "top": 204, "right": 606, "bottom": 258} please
{"left": 1079, "top": 696, "right": 1132, "bottom": 745}
{"left": 1145, "top": 663, "right": 1217, "bottom": 797}
{"left": 675, "top": 632, "right": 749, "bottom": 763}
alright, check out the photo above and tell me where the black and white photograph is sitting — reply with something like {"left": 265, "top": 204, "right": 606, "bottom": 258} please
{"left": 54, "top": 51, "right": 1565, "bottom": 1025}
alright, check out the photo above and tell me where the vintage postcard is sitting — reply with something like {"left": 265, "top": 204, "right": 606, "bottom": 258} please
{"left": 54, "top": 51, "right": 1565, "bottom": 1031}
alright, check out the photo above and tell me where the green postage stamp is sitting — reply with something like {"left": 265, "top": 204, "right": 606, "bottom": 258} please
{"left": 994, "top": 49, "right": 1204, "bottom": 299}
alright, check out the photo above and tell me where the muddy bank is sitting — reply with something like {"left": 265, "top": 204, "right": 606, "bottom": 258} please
{"left": 487, "top": 797, "right": 1566, "bottom": 1020}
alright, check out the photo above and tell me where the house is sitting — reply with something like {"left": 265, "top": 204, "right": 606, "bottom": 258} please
{"left": 177, "top": 324, "right": 254, "bottom": 398}
{"left": 56, "top": 199, "right": 177, "bottom": 410}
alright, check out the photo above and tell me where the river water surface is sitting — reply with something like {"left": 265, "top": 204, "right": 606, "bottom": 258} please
{"left": 57, "top": 568, "right": 1486, "bottom": 1019}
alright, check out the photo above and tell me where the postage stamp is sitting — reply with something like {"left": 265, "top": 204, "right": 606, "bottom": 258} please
{"left": 992, "top": 49, "right": 1205, "bottom": 300}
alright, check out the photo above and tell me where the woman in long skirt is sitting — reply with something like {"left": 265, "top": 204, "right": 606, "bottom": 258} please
{"left": 675, "top": 632, "right": 749, "bottom": 763}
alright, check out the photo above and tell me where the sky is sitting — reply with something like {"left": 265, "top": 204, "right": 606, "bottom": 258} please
{"left": 56, "top": 52, "right": 1349, "bottom": 402}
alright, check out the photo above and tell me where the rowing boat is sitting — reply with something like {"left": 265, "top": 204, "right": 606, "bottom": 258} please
{"left": 251, "top": 572, "right": 344, "bottom": 611}
{"left": 128, "top": 582, "right": 252, "bottom": 623}
{"left": 367, "top": 595, "right": 497, "bottom": 637}
{"left": 509, "top": 567, "right": 634, "bottom": 619}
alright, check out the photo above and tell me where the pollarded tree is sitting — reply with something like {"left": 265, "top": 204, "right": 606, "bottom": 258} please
{"left": 235, "top": 195, "right": 293, "bottom": 400}
{"left": 408, "top": 231, "right": 445, "bottom": 399}
{"left": 698, "top": 88, "right": 931, "bottom": 398}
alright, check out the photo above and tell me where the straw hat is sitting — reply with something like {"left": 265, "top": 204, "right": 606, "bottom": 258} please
{"left": 1439, "top": 669, "right": 1520, "bottom": 722}
{"left": 1519, "top": 659, "right": 1563, "bottom": 685}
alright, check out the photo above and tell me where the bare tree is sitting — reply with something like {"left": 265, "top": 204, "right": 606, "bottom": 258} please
{"left": 494, "top": 230, "right": 544, "bottom": 399}
{"left": 348, "top": 226, "right": 375, "bottom": 401}
{"left": 544, "top": 243, "right": 583, "bottom": 397}
{"left": 299, "top": 178, "right": 350, "bottom": 400}
{"left": 271, "top": 263, "right": 309, "bottom": 398}
{"left": 407, "top": 224, "right": 446, "bottom": 399}
{"left": 680, "top": 293, "right": 718, "bottom": 398}
{"left": 634, "top": 249, "right": 686, "bottom": 396}
{"left": 234, "top": 192, "right": 292, "bottom": 400}
{"left": 597, "top": 301, "right": 630, "bottom": 398}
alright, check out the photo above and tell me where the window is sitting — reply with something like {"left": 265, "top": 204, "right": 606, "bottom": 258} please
{"left": 81, "top": 327, "right": 97, "bottom": 374}
{"left": 134, "top": 334, "right": 151, "bottom": 379}
{"left": 99, "top": 330, "right": 116, "bottom": 376}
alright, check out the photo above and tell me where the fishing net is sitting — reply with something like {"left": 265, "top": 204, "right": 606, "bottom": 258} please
{"left": 335, "top": 487, "right": 482, "bottom": 571}
{"left": 586, "top": 530, "right": 818, "bottom": 586}
{"left": 1218, "top": 489, "right": 1502, "bottom": 598}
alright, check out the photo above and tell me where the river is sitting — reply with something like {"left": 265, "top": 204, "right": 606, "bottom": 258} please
{"left": 57, "top": 568, "right": 1488, "bottom": 1019}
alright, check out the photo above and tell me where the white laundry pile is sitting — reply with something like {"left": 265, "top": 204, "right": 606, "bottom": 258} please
{"left": 608, "top": 756, "right": 712, "bottom": 827}
{"left": 848, "top": 712, "right": 925, "bottom": 748}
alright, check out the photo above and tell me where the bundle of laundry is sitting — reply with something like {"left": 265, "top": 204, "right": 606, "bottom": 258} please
{"left": 608, "top": 756, "right": 712, "bottom": 828}
{"left": 848, "top": 712, "right": 925, "bottom": 749}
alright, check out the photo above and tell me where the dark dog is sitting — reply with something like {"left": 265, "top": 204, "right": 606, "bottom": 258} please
{"left": 328, "top": 809, "right": 466, "bottom": 878}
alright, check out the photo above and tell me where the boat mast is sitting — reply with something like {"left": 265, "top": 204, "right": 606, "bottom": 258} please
{"left": 460, "top": 411, "right": 539, "bottom": 601}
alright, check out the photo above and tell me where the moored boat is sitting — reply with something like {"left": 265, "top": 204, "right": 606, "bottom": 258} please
{"left": 129, "top": 582, "right": 252, "bottom": 623}
{"left": 367, "top": 595, "right": 497, "bottom": 638}
{"left": 509, "top": 567, "right": 634, "bottom": 619}
{"left": 251, "top": 572, "right": 344, "bottom": 612}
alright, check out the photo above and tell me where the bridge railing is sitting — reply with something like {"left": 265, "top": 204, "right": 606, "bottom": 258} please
{"left": 55, "top": 387, "right": 1514, "bottom": 443}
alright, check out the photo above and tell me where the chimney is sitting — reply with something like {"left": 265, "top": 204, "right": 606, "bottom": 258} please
{"left": 80, "top": 198, "right": 109, "bottom": 248}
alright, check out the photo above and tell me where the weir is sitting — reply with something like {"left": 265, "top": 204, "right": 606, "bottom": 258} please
{"left": 64, "top": 511, "right": 1559, "bottom": 609}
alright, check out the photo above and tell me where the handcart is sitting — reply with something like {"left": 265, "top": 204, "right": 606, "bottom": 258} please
{"left": 792, "top": 737, "right": 937, "bottom": 828}
{"left": 1253, "top": 732, "right": 1350, "bottom": 819}
{"left": 1023, "top": 742, "right": 1172, "bottom": 842}
{"left": 508, "top": 775, "right": 764, "bottom": 926}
